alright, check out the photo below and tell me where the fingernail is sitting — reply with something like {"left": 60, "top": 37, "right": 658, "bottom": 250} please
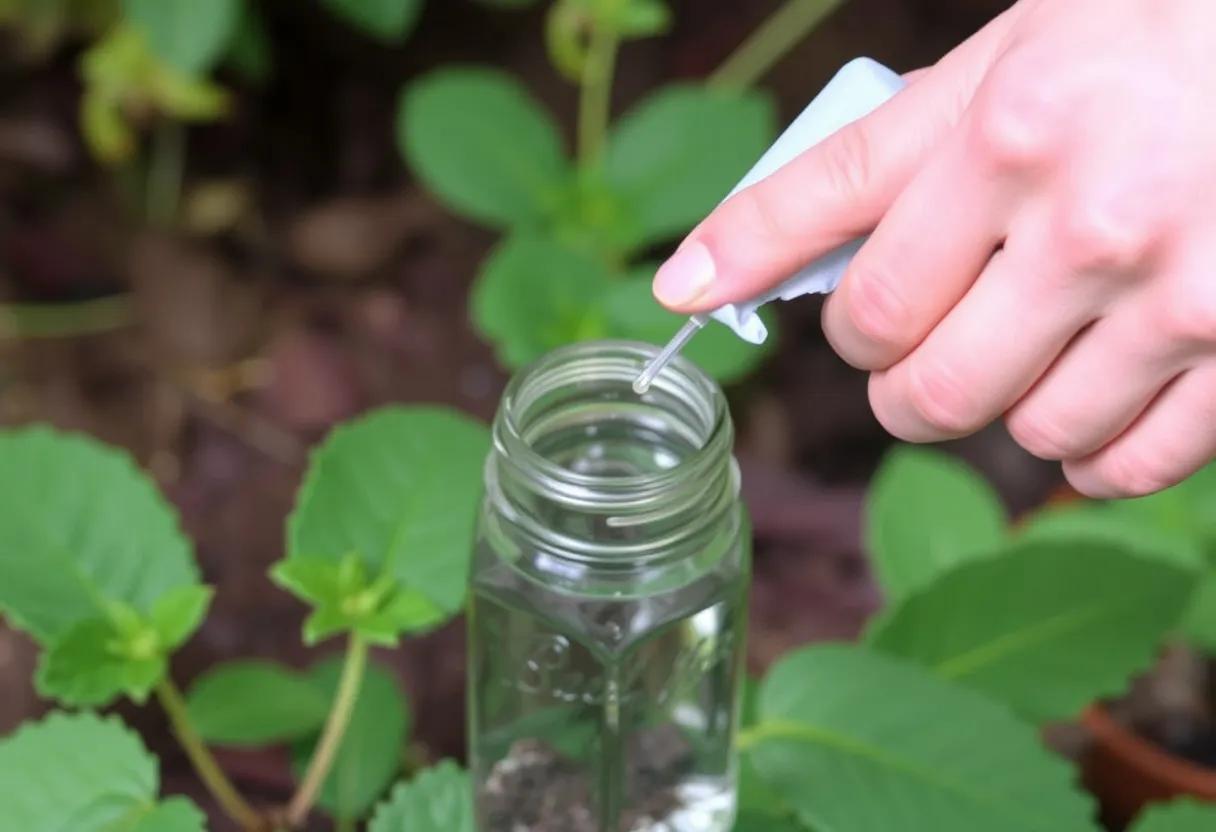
{"left": 654, "top": 241, "right": 716, "bottom": 306}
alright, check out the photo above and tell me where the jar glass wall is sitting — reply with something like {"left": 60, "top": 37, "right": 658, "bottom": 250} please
{"left": 468, "top": 341, "right": 750, "bottom": 832}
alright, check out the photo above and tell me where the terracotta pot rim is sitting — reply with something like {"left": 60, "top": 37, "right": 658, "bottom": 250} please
{"left": 1083, "top": 704, "right": 1216, "bottom": 799}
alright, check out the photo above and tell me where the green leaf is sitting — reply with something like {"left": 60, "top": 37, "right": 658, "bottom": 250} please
{"left": 274, "top": 553, "right": 447, "bottom": 646}
{"left": 1112, "top": 462, "right": 1216, "bottom": 547}
{"left": 293, "top": 658, "right": 411, "bottom": 819}
{"left": 616, "top": 0, "right": 671, "bottom": 37}
{"left": 0, "top": 426, "right": 202, "bottom": 644}
{"left": 186, "top": 660, "right": 330, "bottom": 746}
{"left": 280, "top": 407, "right": 489, "bottom": 644}
{"left": 125, "top": 797, "right": 208, "bottom": 832}
{"left": 150, "top": 585, "right": 213, "bottom": 650}
{"left": 866, "top": 540, "right": 1196, "bottom": 723}
{"left": 865, "top": 446, "right": 1007, "bottom": 598}
{"left": 604, "top": 84, "right": 774, "bottom": 249}
{"left": 0, "top": 711, "right": 194, "bottom": 831}
{"left": 604, "top": 269, "right": 774, "bottom": 383}
{"left": 321, "top": 0, "right": 423, "bottom": 42}
{"left": 1018, "top": 503, "right": 1205, "bottom": 570}
{"left": 399, "top": 67, "right": 570, "bottom": 228}
{"left": 226, "top": 1, "right": 272, "bottom": 82}
{"left": 1129, "top": 799, "right": 1216, "bottom": 832}
{"left": 121, "top": 0, "right": 239, "bottom": 76}
{"left": 1020, "top": 499, "right": 1216, "bottom": 654}
{"left": 368, "top": 761, "right": 474, "bottom": 832}
{"left": 36, "top": 617, "right": 165, "bottom": 706}
{"left": 1183, "top": 571, "right": 1216, "bottom": 653}
{"left": 471, "top": 233, "right": 611, "bottom": 368}
{"left": 747, "top": 644, "right": 1097, "bottom": 832}
{"left": 732, "top": 812, "right": 806, "bottom": 832}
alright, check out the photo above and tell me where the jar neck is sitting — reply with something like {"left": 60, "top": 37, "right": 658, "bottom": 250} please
{"left": 486, "top": 341, "right": 739, "bottom": 570}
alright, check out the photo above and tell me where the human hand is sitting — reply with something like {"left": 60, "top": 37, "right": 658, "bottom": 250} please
{"left": 652, "top": 0, "right": 1216, "bottom": 498}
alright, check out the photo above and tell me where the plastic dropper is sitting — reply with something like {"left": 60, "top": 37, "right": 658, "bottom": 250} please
{"left": 632, "top": 58, "right": 907, "bottom": 394}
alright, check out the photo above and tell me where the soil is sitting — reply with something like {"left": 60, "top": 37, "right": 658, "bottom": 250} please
{"left": 0, "top": 0, "right": 1056, "bottom": 828}
{"left": 479, "top": 727, "right": 692, "bottom": 832}
{"left": 1111, "top": 646, "right": 1216, "bottom": 770}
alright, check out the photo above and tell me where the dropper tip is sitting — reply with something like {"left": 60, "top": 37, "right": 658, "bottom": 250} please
{"left": 631, "top": 315, "right": 707, "bottom": 396}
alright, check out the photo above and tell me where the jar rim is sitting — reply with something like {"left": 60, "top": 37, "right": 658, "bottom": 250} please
{"left": 493, "top": 340, "right": 731, "bottom": 509}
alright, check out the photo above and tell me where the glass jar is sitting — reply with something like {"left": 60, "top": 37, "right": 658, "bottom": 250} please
{"left": 468, "top": 340, "right": 750, "bottom": 832}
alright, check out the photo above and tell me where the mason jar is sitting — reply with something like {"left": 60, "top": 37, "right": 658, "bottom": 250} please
{"left": 468, "top": 340, "right": 750, "bottom": 832}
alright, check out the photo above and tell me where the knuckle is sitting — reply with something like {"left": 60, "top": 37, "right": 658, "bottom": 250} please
{"left": 820, "top": 124, "right": 874, "bottom": 201}
{"left": 970, "top": 79, "right": 1059, "bottom": 170}
{"left": 733, "top": 184, "right": 804, "bottom": 243}
{"left": 1054, "top": 198, "right": 1154, "bottom": 275}
{"left": 906, "top": 361, "right": 981, "bottom": 436}
{"left": 1156, "top": 279, "right": 1216, "bottom": 346}
{"left": 844, "top": 261, "right": 909, "bottom": 351}
{"left": 1006, "top": 406, "right": 1083, "bottom": 460}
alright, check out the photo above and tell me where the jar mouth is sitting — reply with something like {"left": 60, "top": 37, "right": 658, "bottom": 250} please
{"left": 493, "top": 340, "right": 731, "bottom": 514}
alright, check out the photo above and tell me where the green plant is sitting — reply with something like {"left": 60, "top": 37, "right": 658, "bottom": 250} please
{"left": 398, "top": 0, "right": 851, "bottom": 382}
{"left": 0, "top": 408, "right": 488, "bottom": 830}
{"left": 4, "top": 418, "right": 1211, "bottom": 831}
{"left": 1020, "top": 464, "right": 1216, "bottom": 657}
{"left": 67, "top": 0, "right": 437, "bottom": 226}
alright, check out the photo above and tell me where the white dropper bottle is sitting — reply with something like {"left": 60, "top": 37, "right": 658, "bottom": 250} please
{"left": 633, "top": 57, "right": 907, "bottom": 394}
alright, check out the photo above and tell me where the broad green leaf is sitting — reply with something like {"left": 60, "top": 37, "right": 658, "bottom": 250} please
{"left": 293, "top": 658, "right": 411, "bottom": 819}
{"left": 471, "top": 233, "right": 610, "bottom": 367}
{"left": 399, "top": 67, "right": 570, "bottom": 228}
{"left": 1018, "top": 503, "right": 1205, "bottom": 571}
{"left": 0, "top": 426, "right": 201, "bottom": 643}
{"left": 368, "top": 761, "right": 474, "bottom": 832}
{"left": 125, "top": 797, "right": 207, "bottom": 832}
{"left": 733, "top": 812, "right": 805, "bottom": 832}
{"left": 604, "top": 270, "right": 774, "bottom": 383}
{"left": 226, "top": 1, "right": 271, "bottom": 82}
{"left": 321, "top": 0, "right": 423, "bottom": 42}
{"left": 0, "top": 711, "right": 193, "bottom": 831}
{"left": 1183, "top": 571, "right": 1216, "bottom": 653}
{"left": 1020, "top": 499, "right": 1216, "bottom": 654}
{"left": 604, "top": 84, "right": 774, "bottom": 249}
{"left": 1129, "top": 799, "right": 1216, "bottom": 831}
{"left": 37, "top": 618, "right": 165, "bottom": 706}
{"left": 283, "top": 407, "right": 489, "bottom": 642}
{"left": 866, "top": 446, "right": 1007, "bottom": 598}
{"left": 748, "top": 645, "right": 1097, "bottom": 832}
{"left": 122, "top": 0, "right": 239, "bottom": 76}
{"left": 187, "top": 661, "right": 330, "bottom": 746}
{"left": 737, "top": 675, "right": 795, "bottom": 821}
{"left": 866, "top": 540, "right": 1195, "bottom": 723}
{"left": 1112, "top": 462, "right": 1216, "bottom": 547}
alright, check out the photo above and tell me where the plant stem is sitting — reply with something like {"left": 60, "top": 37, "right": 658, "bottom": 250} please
{"left": 286, "top": 634, "right": 369, "bottom": 827}
{"left": 146, "top": 121, "right": 186, "bottom": 227}
{"left": 577, "top": 24, "right": 620, "bottom": 169}
{"left": 156, "top": 678, "right": 263, "bottom": 831}
{"left": 0, "top": 295, "right": 133, "bottom": 339}
{"left": 709, "top": 0, "right": 849, "bottom": 92}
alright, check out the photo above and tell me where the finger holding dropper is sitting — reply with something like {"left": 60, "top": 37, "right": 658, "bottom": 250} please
{"left": 629, "top": 58, "right": 907, "bottom": 395}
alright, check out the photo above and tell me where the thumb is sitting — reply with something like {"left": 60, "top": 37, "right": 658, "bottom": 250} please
{"left": 651, "top": 7, "right": 1021, "bottom": 314}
